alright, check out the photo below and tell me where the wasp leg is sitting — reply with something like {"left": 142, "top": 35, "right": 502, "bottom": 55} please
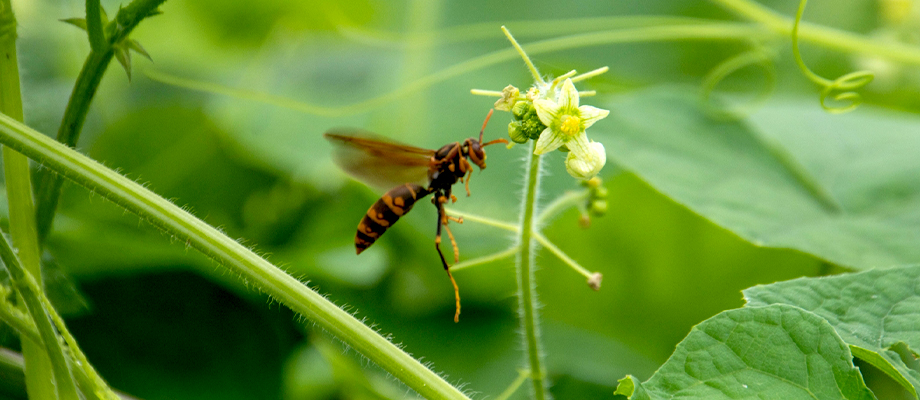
{"left": 435, "top": 201, "right": 461, "bottom": 323}
{"left": 435, "top": 195, "right": 460, "bottom": 263}
{"left": 441, "top": 143, "right": 463, "bottom": 168}
{"left": 443, "top": 222, "right": 460, "bottom": 263}
{"left": 463, "top": 169, "right": 472, "bottom": 197}
{"left": 447, "top": 215, "right": 463, "bottom": 224}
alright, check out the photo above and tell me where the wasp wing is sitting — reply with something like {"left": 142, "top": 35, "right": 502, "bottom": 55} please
{"left": 324, "top": 129, "right": 434, "bottom": 190}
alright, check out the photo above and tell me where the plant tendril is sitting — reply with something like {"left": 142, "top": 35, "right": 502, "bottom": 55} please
{"left": 700, "top": 46, "right": 776, "bottom": 119}
{"left": 792, "top": 0, "right": 873, "bottom": 113}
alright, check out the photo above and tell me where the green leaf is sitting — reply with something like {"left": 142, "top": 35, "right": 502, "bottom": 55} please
{"left": 745, "top": 265, "right": 920, "bottom": 398}
{"left": 614, "top": 305, "right": 876, "bottom": 400}
{"left": 114, "top": 46, "right": 131, "bottom": 80}
{"left": 60, "top": 18, "right": 88, "bottom": 31}
{"left": 127, "top": 39, "right": 152, "bottom": 61}
{"left": 598, "top": 88, "right": 920, "bottom": 269}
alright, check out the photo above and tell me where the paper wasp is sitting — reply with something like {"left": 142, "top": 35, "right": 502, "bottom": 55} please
{"left": 324, "top": 110, "right": 507, "bottom": 322}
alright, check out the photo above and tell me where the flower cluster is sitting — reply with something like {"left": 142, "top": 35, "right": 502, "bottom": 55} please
{"left": 486, "top": 72, "right": 610, "bottom": 180}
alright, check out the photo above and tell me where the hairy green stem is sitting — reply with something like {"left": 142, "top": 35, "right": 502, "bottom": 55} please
{"left": 532, "top": 232, "right": 592, "bottom": 281}
{"left": 34, "top": 50, "right": 113, "bottom": 244}
{"left": 450, "top": 246, "right": 518, "bottom": 272}
{"left": 503, "top": 26, "right": 544, "bottom": 84}
{"left": 0, "top": 282, "right": 116, "bottom": 400}
{"left": 34, "top": 0, "right": 167, "bottom": 244}
{"left": 0, "top": 114, "right": 469, "bottom": 400}
{"left": 0, "top": 231, "right": 79, "bottom": 400}
{"left": 536, "top": 190, "right": 590, "bottom": 225}
{"left": 0, "top": 348, "right": 135, "bottom": 400}
{"left": 495, "top": 369, "right": 531, "bottom": 400}
{"left": 0, "top": 287, "right": 39, "bottom": 344}
{"left": 38, "top": 290, "right": 117, "bottom": 399}
{"left": 446, "top": 208, "right": 518, "bottom": 232}
{"left": 0, "top": 1, "right": 79, "bottom": 398}
{"left": 516, "top": 143, "right": 547, "bottom": 399}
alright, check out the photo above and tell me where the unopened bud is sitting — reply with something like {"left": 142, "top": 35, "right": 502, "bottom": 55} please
{"left": 508, "top": 121, "right": 529, "bottom": 143}
{"left": 511, "top": 101, "right": 529, "bottom": 120}
{"left": 590, "top": 200, "right": 608, "bottom": 216}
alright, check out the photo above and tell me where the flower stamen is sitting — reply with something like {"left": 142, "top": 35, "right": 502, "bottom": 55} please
{"left": 559, "top": 115, "right": 581, "bottom": 137}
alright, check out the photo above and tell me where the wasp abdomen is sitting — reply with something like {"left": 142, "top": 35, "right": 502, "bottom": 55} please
{"left": 355, "top": 183, "right": 430, "bottom": 254}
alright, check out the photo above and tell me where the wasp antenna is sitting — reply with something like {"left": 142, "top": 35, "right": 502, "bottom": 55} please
{"left": 479, "top": 109, "right": 494, "bottom": 143}
{"left": 482, "top": 138, "right": 509, "bottom": 147}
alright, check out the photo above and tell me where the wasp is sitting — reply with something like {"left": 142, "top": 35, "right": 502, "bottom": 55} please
{"left": 324, "top": 110, "right": 507, "bottom": 322}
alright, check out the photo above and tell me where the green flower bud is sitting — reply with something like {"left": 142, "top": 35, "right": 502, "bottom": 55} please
{"left": 511, "top": 101, "right": 530, "bottom": 120}
{"left": 583, "top": 177, "right": 602, "bottom": 189}
{"left": 508, "top": 121, "right": 529, "bottom": 143}
{"left": 589, "top": 199, "right": 607, "bottom": 216}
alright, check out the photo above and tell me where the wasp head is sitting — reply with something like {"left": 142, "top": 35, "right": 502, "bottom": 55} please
{"left": 466, "top": 139, "right": 488, "bottom": 169}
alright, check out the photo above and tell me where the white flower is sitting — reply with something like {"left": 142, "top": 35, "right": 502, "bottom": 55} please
{"left": 532, "top": 78, "right": 609, "bottom": 179}
{"left": 565, "top": 141, "right": 606, "bottom": 180}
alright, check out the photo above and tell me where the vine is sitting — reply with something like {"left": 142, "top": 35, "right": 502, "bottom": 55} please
{"left": 791, "top": 0, "right": 873, "bottom": 113}
{"left": 699, "top": 45, "right": 777, "bottom": 119}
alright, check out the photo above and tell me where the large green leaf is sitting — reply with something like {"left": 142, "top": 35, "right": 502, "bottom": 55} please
{"left": 745, "top": 265, "right": 920, "bottom": 399}
{"left": 615, "top": 304, "right": 876, "bottom": 400}
{"left": 598, "top": 89, "right": 920, "bottom": 269}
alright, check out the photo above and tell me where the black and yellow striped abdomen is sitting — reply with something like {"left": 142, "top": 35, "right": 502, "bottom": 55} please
{"left": 355, "top": 183, "right": 430, "bottom": 254}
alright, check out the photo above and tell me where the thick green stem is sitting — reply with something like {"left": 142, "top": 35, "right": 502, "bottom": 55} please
{"left": 0, "top": 282, "right": 116, "bottom": 399}
{"left": 516, "top": 143, "right": 547, "bottom": 399}
{"left": 0, "top": 230, "right": 79, "bottom": 400}
{"left": 0, "top": 114, "right": 469, "bottom": 400}
{"left": 85, "top": 0, "right": 105, "bottom": 51}
{"left": 34, "top": 0, "right": 167, "bottom": 244}
{"left": 34, "top": 50, "right": 113, "bottom": 243}
{"left": 0, "top": 348, "right": 134, "bottom": 400}
{"left": 0, "top": 1, "right": 79, "bottom": 398}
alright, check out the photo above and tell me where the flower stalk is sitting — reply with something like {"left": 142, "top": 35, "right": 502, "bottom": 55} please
{"left": 517, "top": 142, "right": 548, "bottom": 399}
{"left": 472, "top": 26, "right": 612, "bottom": 399}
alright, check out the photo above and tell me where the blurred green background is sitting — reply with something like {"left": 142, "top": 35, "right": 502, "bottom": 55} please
{"left": 2, "top": 0, "right": 914, "bottom": 398}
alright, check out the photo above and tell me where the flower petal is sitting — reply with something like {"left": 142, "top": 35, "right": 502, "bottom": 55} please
{"left": 558, "top": 78, "right": 579, "bottom": 111}
{"left": 565, "top": 141, "right": 606, "bottom": 180}
{"left": 533, "top": 99, "right": 560, "bottom": 127}
{"left": 578, "top": 105, "right": 610, "bottom": 129}
{"left": 564, "top": 133, "right": 592, "bottom": 159}
{"left": 534, "top": 127, "right": 565, "bottom": 154}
